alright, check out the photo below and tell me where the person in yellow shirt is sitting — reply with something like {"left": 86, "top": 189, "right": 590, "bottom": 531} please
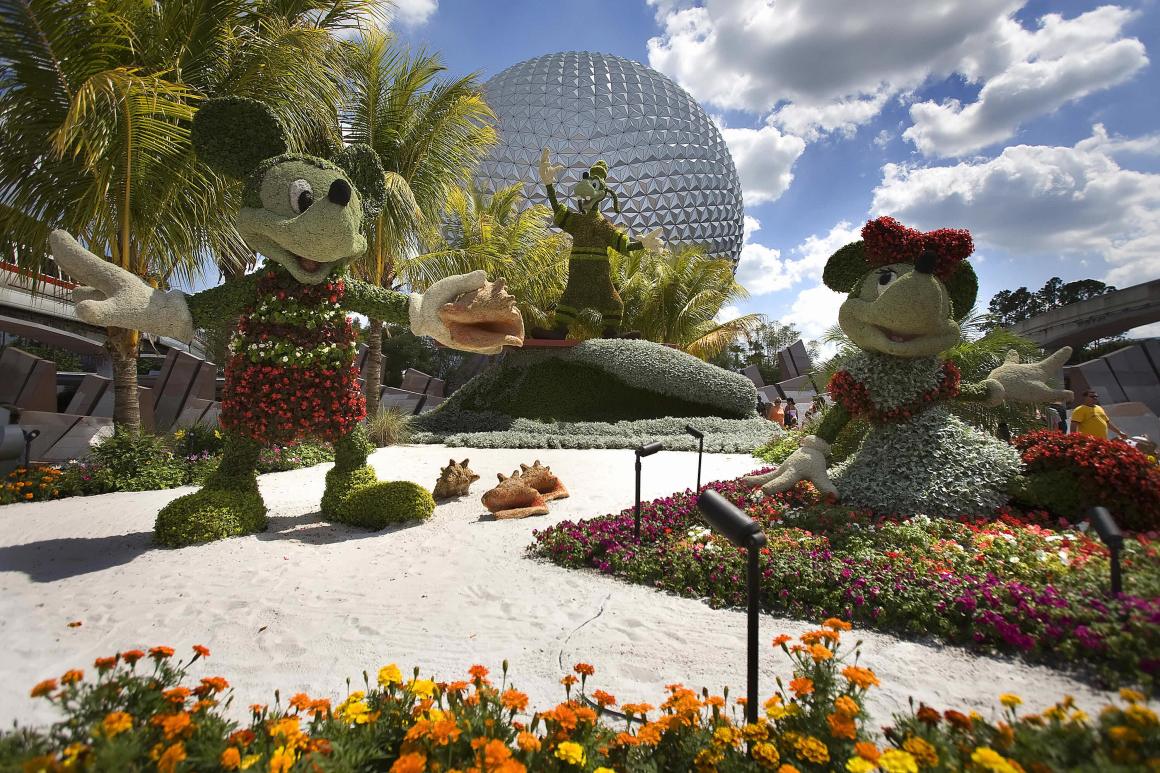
{"left": 1070, "top": 391, "right": 1126, "bottom": 440}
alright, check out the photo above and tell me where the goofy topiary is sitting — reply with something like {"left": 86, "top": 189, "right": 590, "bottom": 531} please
{"left": 49, "top": 97, "right": 521, "bottom": 546}
{"left": 745, "top": 216, "right": 1073, "bottom": 517}
{"left": 532, "top": 148, "right": 664, "bottom": 339}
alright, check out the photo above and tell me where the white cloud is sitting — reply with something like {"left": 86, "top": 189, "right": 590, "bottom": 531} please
{"left": 736, "top": 218, "right": 861, "bottom": 297}
{"left": 1076, "top": 123, "right": 1160, "bottom": 158}
{"left": 715, "top": 304, "right": 742, "bottom": 323}
{"left": 647, "top": 1, "right": 1146, "bottom": 147}
{"left": 871, "top": 128, "right": 1160, "bottom": 287}
{"left": 718, "top": 122, "right": 806, "bottom": 205}
{"left": 782, "top": 283, "right": 846, "bottom": 341}
{"left": 904, "top": 7, "right": 1147, "bottom": 157}
{"left": 388, "top": 0, "right": 437, "bottom": 27}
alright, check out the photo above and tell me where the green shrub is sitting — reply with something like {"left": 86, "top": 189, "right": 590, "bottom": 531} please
{"left": 169, "top": 424, "right": 224, "bottom": 457}
{"left": 320, "top": 464, "right": 377, "bottom": 519}
{"left": 153, "top": 488, "right": 267, "bottom": 547}
{"left": 754, "top": 431, "right": 802, "bottom": 464}
{"left": 335, "top": 480, "right": 435, "bottom": 529}
{"left": 366, "top": 407, "right": 411, "bottom": 447}
{"left": 89, "top": 431, "right": 185, "bottom": 492}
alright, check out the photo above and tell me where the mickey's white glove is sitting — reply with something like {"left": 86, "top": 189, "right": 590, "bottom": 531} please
{"left": 408, "top": 270, "right": 488, "bottom": 346}
{"left": 743, "top": 435, "right": 837, "bottom": 497}
{"left": 50, "top": 230, "right": 194, "bottom": 341}
{"left": 640, "top": 228, "right": 665, "bottom": 253}
{"left": 539, "top": 147, "right": 565, "bottom": 186}
{"left": 984, "top": 347, "right": 1073, "bottom": 406}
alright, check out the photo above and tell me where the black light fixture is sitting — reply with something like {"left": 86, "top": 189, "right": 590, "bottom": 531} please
{"left": 685, "top": 424, "right": 704, "bottom": 491}
{"left": 1087, "top": 506, "right": 1124, "bottom": 595}
{"left": 697, "top": 489, "right": 767, "bottom": 724}
{"left": 634, "top": 441, "right": 663, "bottom": 541}
{"left": 22, "top": 428, "right": 40, "bottom": 467}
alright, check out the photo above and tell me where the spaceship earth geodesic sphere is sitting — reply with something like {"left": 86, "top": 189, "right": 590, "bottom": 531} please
{"left": 475, "top": 51, "right": 744, "bottom": 264}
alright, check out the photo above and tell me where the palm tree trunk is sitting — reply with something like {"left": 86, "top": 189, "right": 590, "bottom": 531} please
{"left": 107, "top": 326, "right": 141, "bottom": 432}
{"left": 364, "top": 318, "right": 385, "bottom": 417}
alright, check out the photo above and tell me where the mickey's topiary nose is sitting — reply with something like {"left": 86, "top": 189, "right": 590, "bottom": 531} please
{"left": 328, "top": 178, "right": 352, "bottom": 206}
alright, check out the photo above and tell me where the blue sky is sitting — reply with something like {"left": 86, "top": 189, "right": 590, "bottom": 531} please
{"left": 393, "top": 0, "right": 1160, "bottom": 343}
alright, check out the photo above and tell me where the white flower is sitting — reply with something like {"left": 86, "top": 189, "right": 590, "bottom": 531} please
{"left": 1009, "top": 556, "right": 1020, "bottom": 564}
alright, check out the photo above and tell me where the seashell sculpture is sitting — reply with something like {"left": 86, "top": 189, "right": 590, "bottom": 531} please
{"left": 481, "top": 470, "right": 549, "bottom": 520}
{"left": 432, "top": 458, "right": 480, "bottom": 500}
{"left": 438, "top": 277, "right": 525, "bottom": 355}
{"left": 518, "top": 460, "right": 568, "bottom": 501}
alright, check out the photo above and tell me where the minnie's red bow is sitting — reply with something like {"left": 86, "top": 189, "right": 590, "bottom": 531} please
{"left": 861, "top": 216, "right": 973, "bottom": 281}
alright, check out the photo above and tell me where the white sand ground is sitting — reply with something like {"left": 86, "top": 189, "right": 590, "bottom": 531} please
{"left": 0, "top": 445, "right": 1131, "bottom": 732}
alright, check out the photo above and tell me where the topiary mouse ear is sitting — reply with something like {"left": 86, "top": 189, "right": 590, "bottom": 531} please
{"left": 192, "top": 97, "right": 288, "bottom": 179}
{"left": 944, "top": 260, "right": 978, "bottom": 321}
{"left": 823, "top": 241, "right": 870, "bottom": 293}
{"left": 332, "top": 144, "right": 387, "bottom": 217}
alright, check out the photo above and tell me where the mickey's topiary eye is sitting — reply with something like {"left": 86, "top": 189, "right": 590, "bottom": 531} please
{"left": 289, "top": 179, "right": 314, "bottom": 214}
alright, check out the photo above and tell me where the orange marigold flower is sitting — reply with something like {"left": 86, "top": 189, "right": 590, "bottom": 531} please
{"left": 389, "top": 747, "right": 426, "bottom": 770}
{"left": 156, "top": 742, "right": 186, "bottom": 773}
{"left": 636, "top": 722, "right": 664, "bottom": 746}
{"left": 842, "top": 665, "right": 880, "bottom": 690}
{"left": 823, "top": 618, "right": 852, "bottom": 631}
{"left": 192, "top": 699, "right": 216, "bottom": 713}
{"left": 149, "top": 646, "right": 175, "bottom": 660}
{"left": 944, "top": 710, "right": 973, "bottom": 730}
{"left": 789, "top": 677, "right": 814, "bottom": 698}
{"left": 592, "top": 689, "right": 617, "bottom": 707}
{"left": 289, "top": 693, "right": 312, "bottom": 711}
{"left": 705, "top": 695, "right": 726, "bottom": 708}
{"left": 827, "top": 712, "right": 856, "bottom": 739}
{"left": 228, "top": 729, "right": 256, "bottom": 747}
{"left": 200, "top": 676, "right": 229, "bottom": 693}
{"left": 153, "top": 712, "right": 192, "bottom": 740}
{"left": 834, "top": 695, "right": 859, "bottom": 718}
{"left": 94, "top": 656, "right": 118, "bottom": 671}
{"left": 916, "top": 704, "right": 941, "bottom": 725}
{"left": 468, "top": 664, "right": 489, "bottom": 680}
{"left": 501, "top": 689, "right": 529, "bottom": 712}
{"left": 517, "top": 731, "right": 541, "bottom": 753}
{"left": 808, "top": 644, "right": 833, "bottom": 662}
{"left": 163, "top": 687, "right": 191, "bottom": 704}
{"left": 308, "top": 698, "right": 331, "bottom": 718}
{"left": 573, "top": 662, "right": 595, "bottom": 677}
{"left": 308, "top": 738, "right": 332, "bottom": 755}
{"left": 855, "top": 742, "right": 881, "bottom": 763}
{"left": 102, "top": 711, "right": 133, "bottom": 737}
{"left": 622, "top": 702, "right": 653, "bottom": 717}
{"left": 613, "top": 731, "right": 639, "bottom": 747}
{"left": 60, "top": 669, "right": 83, "bottom": 685}
{"left": 446, "top": 680, "right": 469, "bottom": 694}
{"left": 249, "top": 704, "right": 267, "bottom": 715}
{"left": 575, "top": 705, "right": 598, "bottom": 724}
{"left": 431, "top": 718, "right": 462, "bottom": 746}
{"left": 30, "top": 678, "right": 57, "bottom": 698}
{"left": 560, "top": 674, "right": 578, "bottom": 688}
{"left": 121, "top": 650, "right": 145, "bottom": 665}
{"left": 220, "top": 747, "right": 242, "bottom": 770}
{"left": 481, "top": 738, "right": 512, "bottom": 767}
{"left": 800, "top": 630, "right": 839, "bottom": 645}
{"left": 772, "top": 634, "right": 793, "bottom": 647}
{"left": 192, "top": 644, "right": 210, "bottom": 658}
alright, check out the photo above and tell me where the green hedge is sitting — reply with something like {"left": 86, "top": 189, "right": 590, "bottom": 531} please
{"left": 153, "top": 489, "right": 267, "bottom": 547}
{"left": 430, "top": 339, "right": 758, "bottom": 424}
{"left": 336, "top": 480, "right": 435, "bottom": 529}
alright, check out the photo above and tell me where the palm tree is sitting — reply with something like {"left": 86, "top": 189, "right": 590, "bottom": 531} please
{"left": 0, "top": 0, "right": 375, "bottom": 430}
{"left": 344, "top": 31, "right": 497, "bottom": 414}
{"left": 610, "top": 245, "right": 764, "bottom": 360}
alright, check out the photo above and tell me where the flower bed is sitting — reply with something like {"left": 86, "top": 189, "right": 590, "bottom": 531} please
{"left": 529, "top": 476, "right": 1160, "bottom": 690}
{"left": 4, "top": 625, "right": 1156, "bottom": 772}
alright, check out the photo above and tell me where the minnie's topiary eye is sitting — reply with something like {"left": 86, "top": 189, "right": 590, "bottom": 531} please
{"left": 876, "top": 268, "right": 898, "bottom": 295}
{"left": 289, "top": 179, "right": 314, "bottom": 214}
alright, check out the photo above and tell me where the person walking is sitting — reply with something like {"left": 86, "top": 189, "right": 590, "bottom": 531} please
{"left": 783, "top": 397, "right": 799, "bottom": 429}
{"left": 1070, "top": 390, "right": 1126, "bottom": 440}
{"left": 768, "top": 397, "right": 785, "bottom": 426}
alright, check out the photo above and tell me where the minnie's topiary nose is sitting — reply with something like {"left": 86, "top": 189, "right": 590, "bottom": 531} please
{"left": 328, "top": 178, "right": 352, "bottom": 206}
{"left": 915, "top": 248, "right": 938, "bottom": 274}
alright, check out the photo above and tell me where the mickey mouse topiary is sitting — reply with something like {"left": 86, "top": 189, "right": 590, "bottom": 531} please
{"left": 49, "top": 97, "right": 521, "bottom": 545}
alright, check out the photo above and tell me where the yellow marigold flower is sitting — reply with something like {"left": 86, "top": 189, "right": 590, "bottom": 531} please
{"left": 1070, "top": 710, "right": 1089, "bottom": 724}
{"left": 102, "top": 711, "right": 132, "bottom": 737}
{"left": 554, "top": 741, "right": 585, "bottom": 767}
{"left": 765, "top": 695, "right": 788, "bottom": 720}
{"left": 1109, "top": 725, "right": 1142, "bottom": 744}
{"left": 1120, "top": 688, "right": 1146, "bottom": 704}
{"left": 751, "top": 741, "right": 780, "bottom": 767}
{"left": 594, "top": 768, "right": 616, "bottom": 773}
{"left": 835, "top": 695, "right": 860, "bottom": 718}
{"left": 713, "top": 725, "right": 740, "bottom": 747}
{"left": 410, "top": 679, "right": 436, "bottom": 699}
{"left": 971, "top": 747, "right": 1020, "bottom": 773}
{"left": 742, "top": 720, "right": 770, "bottom": 742}
{"left": 378, "top": 664, "right": 403, "bottom": 687}
{"left": 878, "top": 749, "right": 919, "bottom": 773}
{"left": 846, "top": 758, "right": 876, "bottom": 773}
{"left": 999, "top": 693, "right": 1022, "bottom": 708}
{"left": 269, "top": 746, "right": 296, "bottom": 773}
{"left": 220, "top": 747, "right": 242, "bottom": 769}
{"left": 1126, "top": 704, "right": 1159, "bottom": 728}
{"left": 156, "top": 742, "right": 186, "bottom": 773}
{"left": 902, "top": 737, "right": 938, "bottom": 767}
{"left": 389, "top": 752, "right": 427, "bottom": 773}
{"left": 794, "top": 735, "right": 829, "bottom": 764}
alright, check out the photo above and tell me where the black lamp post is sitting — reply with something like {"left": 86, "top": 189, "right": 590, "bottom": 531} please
{"left": 697, "top": 489, "right": 767, "bottom": 724}
{"left": 634, "top": 442, "right": 663, "bottom": 541}
{"left": 685, "top": 424, "right": 704, "bottom": 491}
{"left": 1087, "top": 506, "right": 1123, "bottom": 594}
